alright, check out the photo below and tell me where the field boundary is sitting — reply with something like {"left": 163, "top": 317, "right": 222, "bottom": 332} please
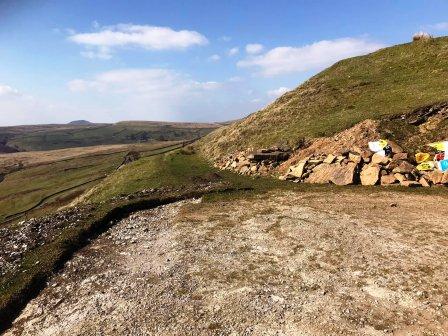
{"left": 0, "top": 139, "right": 196, "bottom": 225}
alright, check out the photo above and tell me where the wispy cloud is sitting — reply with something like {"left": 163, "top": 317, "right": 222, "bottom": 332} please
{"left": 0, "top": 84, "right": 20, "bottom": 97}
{"left": 69, "top": 24, "right": 208, "bottom": 59}
{"left": 238, "top": 37, "right": 384, "bottom": 76}
{"left": 208, "top": 54, "right": 221, "bottom": 62}
{"left": 245, "top": 43, "right": 264, "bottom": 54}
{"left": 426, "top": 22, "right": 448, "bottom": 31}
{"left": 228, "top": 47, "right": 239, "bottom": 56}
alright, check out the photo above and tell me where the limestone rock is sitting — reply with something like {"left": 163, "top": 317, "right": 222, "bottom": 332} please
{"left": 400, "top": 180, "right": 421, "bottom": 187}
{"left": 360, "top": 165, "right": 381, "bottom": 185}
{"left": 394, "top": 173, "right": 406, "bottom": 182}
{"left": 425, "top": 171, "right": 444, "bottom": 184}
{"left": 288, "top": 161, "right": 307, "bottom": 178}
{"left": 391, "top": 160, "right": 415, "bottom": 174}
{"left": 381, "top": 175, "right": 397, "bottom": 185}
{"left": 392, "top": 152, "right": 408, "bottom": 161}
{"left": 306, "top": 164, "right": 335, "bottom": 184}
{"left": 348, "top": 153, "right": 362, "bottom": 164}
{"left": 331, "top": 162, "right": 357, "bottom": 185}
{"left": 371, "top": 153, "right": 390, "bottom": 165}
{"left": 419, "top": 177, "right": 430, "bottom": 187}
{"left": 323, "top": 154, "right": 336, "bottom": 164}
{"left": 306, "top": 163, "right": 357, "bottom": 185}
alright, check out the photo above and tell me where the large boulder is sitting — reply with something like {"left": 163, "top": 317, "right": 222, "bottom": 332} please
{"left": 306, "top": 162, "right": 357, "bottom": 185}
{"left": 360, "top": 164, "right": 381, "bottom": 185}
{"left": 331, "top": 162, "right": 358, "bottom": 185}
{"left": 306, "top": 164, "right": 335, "bottom": 184}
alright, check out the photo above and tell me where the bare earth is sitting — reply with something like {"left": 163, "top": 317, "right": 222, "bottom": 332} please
{"left": 5, "top": 190, "right": 448, "bottom": 335}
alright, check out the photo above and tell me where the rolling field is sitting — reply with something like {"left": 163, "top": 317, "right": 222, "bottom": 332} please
{"left": 1, "top": 121, "right": 220, "bottom": 152}
{"left": 0, "top": 141, "right": 185, "bottom": 224}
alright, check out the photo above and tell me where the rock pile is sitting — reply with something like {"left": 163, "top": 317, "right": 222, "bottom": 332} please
{"left": 280, "top": 146, "right": 447, "bottom": 187}
{"left": 216, "top": 147, "right": 291, "bottom": 176}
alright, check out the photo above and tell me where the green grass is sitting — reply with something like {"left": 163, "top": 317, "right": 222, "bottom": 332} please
{"left": 89, "top": 150, "right": 235, "bottom": 203}
{"left": 0, "top": 142, "right": 184, "bottom": 224}
{"left": 200, "top": 37, "right": 448, "bottom": 159}
{"left": 4, "top": 122, "right": 219, "bottom": 151}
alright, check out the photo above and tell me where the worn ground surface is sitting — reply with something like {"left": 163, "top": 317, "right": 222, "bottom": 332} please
{"left": 5, "top": 189, "right": 448, "bottom": 335}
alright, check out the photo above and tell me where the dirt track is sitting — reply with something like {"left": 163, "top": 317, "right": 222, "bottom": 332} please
{"left": 5, "top": 190, "right": 448, "bottom": 335}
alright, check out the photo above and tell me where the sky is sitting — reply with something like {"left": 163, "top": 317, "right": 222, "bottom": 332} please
{"left": 1, "top": 0, "right": 448, "bottom": 126}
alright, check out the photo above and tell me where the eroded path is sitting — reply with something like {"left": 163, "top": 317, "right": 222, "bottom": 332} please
{"left": 5, "top": 190, "right": 448, "bottom": 335}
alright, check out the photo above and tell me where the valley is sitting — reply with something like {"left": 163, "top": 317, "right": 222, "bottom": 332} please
{"left": 2, "top": 34, "right": 448, "bottom": 336}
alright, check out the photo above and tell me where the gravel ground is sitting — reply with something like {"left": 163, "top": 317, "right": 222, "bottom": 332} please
{"left": 5, "top": 190, "right": 448, "bottom": 335}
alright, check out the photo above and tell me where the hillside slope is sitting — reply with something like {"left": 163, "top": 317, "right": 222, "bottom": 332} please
{"left": 200, "top": 37, "right": 448, "bottom": 159}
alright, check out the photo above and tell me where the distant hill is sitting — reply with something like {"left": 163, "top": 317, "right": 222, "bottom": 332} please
{"left": 0, "top": 122, "right": 221, "bottom": 151}
{"left": 200, "top": 36, "right": 448, "bottom": 159}
{"left": 68, "top": 120, "right": 93, "bottom": 125}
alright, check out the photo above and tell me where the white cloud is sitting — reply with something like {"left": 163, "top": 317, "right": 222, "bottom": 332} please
{"left": 228, "top": 47, "right": 239, "bottom": 56}
{"left": 68, "top": 68, "right": 221, "bottom": 94}
{"left": 427, "top": 22, "right": 448, "bottom": 31}
{"left": 69, "top": 24, "right": 208, "bottom": 59}
{"left": 245, "top": 43, "right": 264, "bottom": 54}
{"left": 0, "top": 84, "right": 75, "bottom": 126}
{"left": 267, "top": 87, "right": 291, "bottom": 98}
{"left": 65, "top": 68, "right": 264, "bottom": 122}
{"left": 208, "top": 54, "right": 221, "bottom": 62}
{"left": 80, "top": 47, "right": 113, "bottom": 60}
{"left": 238, "top": 37, "right": 385, "bottom": 76}
{"left": 0, "top": 84, "right": 20, "bottom": 97}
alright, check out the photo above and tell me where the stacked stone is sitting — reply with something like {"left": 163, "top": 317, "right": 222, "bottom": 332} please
{"left": 216, "top": 147, "right": 291, "bottom": 176}
{"left": 281, "top": 147, "right": 446, "bottom": 187}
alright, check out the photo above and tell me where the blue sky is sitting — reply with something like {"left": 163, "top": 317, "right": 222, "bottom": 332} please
{"left": 1, "top": 0, "right": 448, "bottom": 125}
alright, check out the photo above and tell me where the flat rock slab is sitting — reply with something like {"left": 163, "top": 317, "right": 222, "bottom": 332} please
{"left": 306, "top": 163, "right": 357, "bottom": 185}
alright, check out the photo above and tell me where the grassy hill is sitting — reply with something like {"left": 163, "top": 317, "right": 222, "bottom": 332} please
{"left": 200, "top": 36, "right": 448, "bottom": 159}
{"left": 1, "top": 121, "right": 220, "bottom": 152}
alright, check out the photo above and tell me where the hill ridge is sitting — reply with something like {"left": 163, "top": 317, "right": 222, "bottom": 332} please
{"left": 200, "top": 36, "right": 448, "bottom": 159}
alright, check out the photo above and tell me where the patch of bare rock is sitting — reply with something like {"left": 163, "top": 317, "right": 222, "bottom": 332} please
{"left": 5, "top": 191, "right": 448, "bottom": 335}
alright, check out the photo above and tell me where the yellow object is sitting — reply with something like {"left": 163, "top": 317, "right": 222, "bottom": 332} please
{"left": 415, "top": 152, "right": 430, "bottom": 163}
{"left": 428, "top": 141, "right": 448, "bottom": 151}
{"left": 416, "top": 161, "right": 435, "bottom": 171}
{"left": 378, "top": 139, "right": 388, "bottom": 149}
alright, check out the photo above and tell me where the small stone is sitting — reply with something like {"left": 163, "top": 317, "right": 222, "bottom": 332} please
{"left": 323, "top": 154, "right": 336, "bottom": 164}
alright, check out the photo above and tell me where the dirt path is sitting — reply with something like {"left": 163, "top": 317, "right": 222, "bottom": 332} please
{"left": 5, "top": 190, "right": 448, "bottom": 335}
